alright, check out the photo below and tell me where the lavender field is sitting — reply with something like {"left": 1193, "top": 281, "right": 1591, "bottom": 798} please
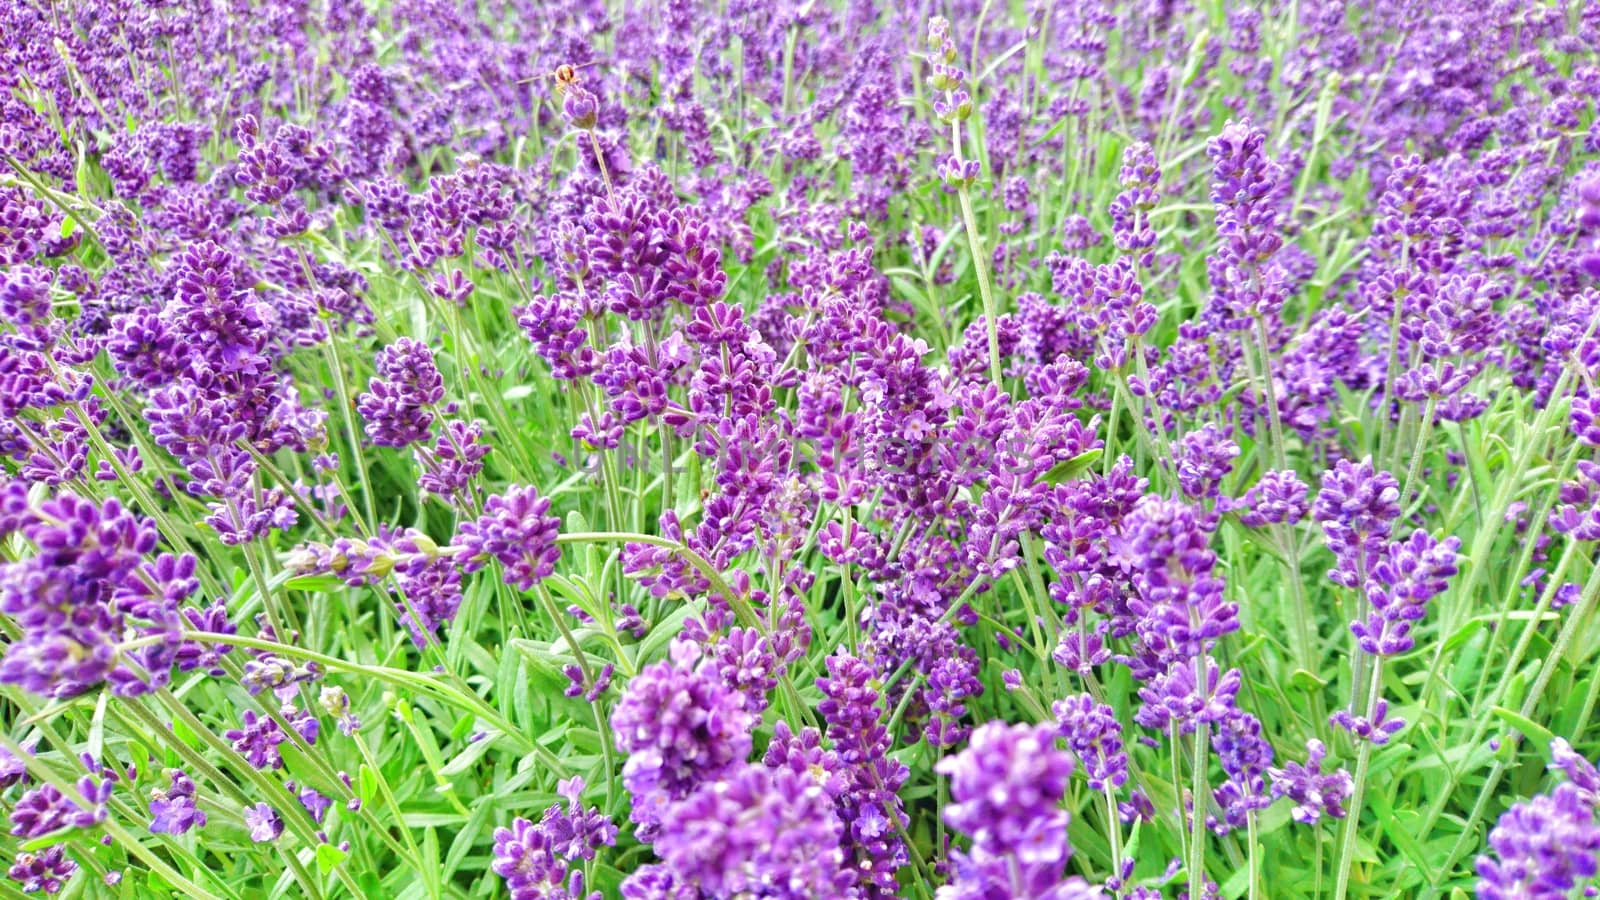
{"left": 3, "top": 0, "right": 1600, "bottom": 897}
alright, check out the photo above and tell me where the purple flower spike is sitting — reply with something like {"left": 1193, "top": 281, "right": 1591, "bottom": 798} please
{"left": 1477, "top": 742, "right": 1600, "bottom": 900}
{"left": 244, "top": 803, "right": 282, "bottom": 843}
{"left": 148, "top": 770, "right": 206, "bottom": 835}
{"left": 610, "top": 641, "right": 753, "bottom": 836}
{"left": 938, "top": 721, "right": 1084, "bottom": 898}
{"left": 1269, "top": 740, "right": 1354, "bottom": 826}
{"left": 357, "top": 337, "right": 443, "bottom": 448}
{"left": 456, "top": 484, "right": 562, "bottom": 591}
{"left": 7, "top": 846, "right": 76, "bottom": 895}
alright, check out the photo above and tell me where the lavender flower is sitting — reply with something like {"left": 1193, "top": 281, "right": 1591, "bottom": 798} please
{"left": 611, "top": 641, "right": 753, "bottom": 833}
{"left": 357, "top": 337, "right": 443, "bottom": 448}
{"left": 1315, "top": 457, "right": 1402, "bottom": 590}
{"left": 1053, "top": 694, "right": 1129, "bottom": 791}
{"left": 1269, "top": 740, "right": 1354, "bottom": 825}
{"left": 937, "top": 721, "right": 1078, "bottom": 898}
{"left": 1235, "top": 469, "right": 1310, "bottom": 527}
{"left": 415, "top": 419, "right": 490, "bottom": 501}
{"left": 1116, "top": 495, "right": 1238, "bottom": 676}
{"left": 456, "top": 484, "right": 562, "bottom": 590}
{"left": 1329, "top": 697, "right": 1406, "bottom": 746}
{"left": 1351, "top": 529, "right": 1461, "bottom": 656}
{"left": 1210, "top": 708, "right": 1275, "bottom": 831}
{"left": 491, "top": 777, "right": 616, "bottom": 900}
{"left": 1473, "top": 741, "right": 1600, "bottom": 898}
{"left": 245, "top": 803, "right": 283, "bottom": 843}
{"left": 1550, "top": 462, "right": 1600, "bottom": 542}
{"left": 226, "top": 710, "right": 288, "bottom": 770}
{"left": 815, "top": 651, "right": 910, "bottom": 896}
{"left": 1111, "top": 142, "right": 1160, "bottom": 265}
{"left": 0, "top": 491, "right": 189, "bottom": 698}
{"left": 1575, "top": 174, "right": 1600, "bottom": 278}
{"left": 148, "top": 769, "right": 206, "bottom": 835}
{"left": 1205, "top": 119, "right": 1288, "bottom": 328}
{"left": 645, "top": 764, "right": 851, "bottom": 899}
{"left": 1174, "top": 424, "right": 1240, "bottom": 502}
{"left": 7, "top": 847, "right": 76, "bottom": 895}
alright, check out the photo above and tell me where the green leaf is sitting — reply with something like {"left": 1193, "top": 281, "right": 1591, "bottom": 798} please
{"left": 170, "top": 715, "right": 201, "bottom": 750}
{"left": 1041, "top": 449, "right": 1104, "bottom": 486}
{"left": 1490, "top": 706, "right": 1555, "bottom": 750}
{"left": 279, "top": 742, "right": 346, "bottom": 796}
{"left": 442, "top": 800, "right": 496, "bottom": 879}
{"left": 358, "top": 764, "right": 379, "bottom": 805}
{"left": 1441, "top": 618, "right": 1485, "bottom": 654}
{"left": 437, "top": 733, "right": 494, "bottom": 776}
{"left": 315, "top": 842, "right": 349, "bottom": 874}
{"left": 284, "top": 574, "right": 344, "bottom": 593}
{"left": 1288, "top": 668, "right": 1328, "bottom": 691}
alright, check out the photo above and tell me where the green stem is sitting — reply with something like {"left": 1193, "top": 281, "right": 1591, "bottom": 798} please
{"left": 1188, "top": 656, "right": 1211, "bottom": 900}
{"left": 1332, "top": 662, "right": 1385, "bottom": 900}
{"left": 955, "top": 180, "right": 1002, "bottom": 387}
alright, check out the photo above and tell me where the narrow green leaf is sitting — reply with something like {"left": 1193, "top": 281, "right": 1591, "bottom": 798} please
{"left": 315, "top": 842, "right": 349, "bottom": 874}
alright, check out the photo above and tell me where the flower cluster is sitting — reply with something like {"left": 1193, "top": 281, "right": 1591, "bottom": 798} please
{"left": 2, "top": 0, "right": 1598, "bottom": 896}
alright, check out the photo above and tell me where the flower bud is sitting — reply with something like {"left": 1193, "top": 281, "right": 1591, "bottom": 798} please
{"left": 562, "top": 85, "right": 599, "bottom": 130}
{"left": 938, "top": 156, "right": 981, "bottom": 187}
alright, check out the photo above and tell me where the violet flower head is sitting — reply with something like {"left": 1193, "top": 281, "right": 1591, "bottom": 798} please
{"left": 1135, "top": 658, "right": 1241, "bottom": 733}
{"left": 1, "top": 264, "right": 52, "bottom": 327}
{"left": 1329, "top": 697, "right": 1406, "bottom": 745}
{"left": 610, "top": 641, "right": 753, "bottom": 833}
{"left": 415, "top": 419, "right": 490, "bottom": 501}
{"left": 1211, "top": 708, "right": 1276, "bottom": 831}
{"left": 1174, "top": 423, "right": 1240, "bottom": 502}
{"left": 816, "top": 651, "right": 910, "bottom": 897}
{"left": 357, "top": 337, "right": 443, "bottom": 448}
{"left": 1550, "top": 739, "right": 1600, "bottom": 808}
{"left": 456, "top": 484, "right": 562, "bottom": 591}
{"left": 225, "top": 710, "right": 288, "bottom": 770}
{"left": 9, "top": 772, "right": 112, "bottom": 839}
{"left": 0, "top": 743, "right": 29, "bottom": 788}
{"left": 394, "top": 554, "right": 464, "bottom": 647}
{"left": 1236, "top": 469, "right": 1310, "bottom": 528}
{"left": 0, "top": 491, "right": 186, "bottom": 699}
{"left": 1053, "top": 693, "right": 1129, "bottom": 791}
{"left": 164, "top": 241, "right": 271, "bottom": 377}
{"left": 1205, "top": 118, "right": 1288, "bottom": 325}
{"left": 1269, "top": 740, "right": 1354, "bottom": 826}
{"left": 1111, "top": 141, "right": 1160, "bottom": 263}
{"left": 148, "top": 769, "right": 206, "bottom": 835}
{"left": 491, "top": 776, "right": 617, "bottom": 900}
{"left": 646, "top": 763, "right": 851, "bottom": 900}
{"left": 1571, "top": 395, "right": 1600, "bottom": 449}
{"left": 7, "top": 846, "right": 76, "bottom": 895}
{"left": 1576, "top": 174, "right": 1600, "bottom": 279}
{"left": 245, "top": 803, "right": 282, "bottom": 843}
{"left": 1116, "top": 495, "right": 1237, "bottom": 673}
{"left": 1476, "top": 737, "right": 1600, "bottom": 900}
{"left": 1314, "top": 457, "right": 1402, "bottom": 590}
{"left": 1352, "top": 529, "right": 1461, "bottom": 656}
{"left": 1549, "top": 461, "right": 1600, "bottom": 542}
{"left": 937, "top": 721, "right": 1076, "bottom": 898}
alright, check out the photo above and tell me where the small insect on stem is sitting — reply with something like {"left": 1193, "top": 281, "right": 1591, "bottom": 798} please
{"left": 522, "top": 62, "right": 616, "bottom": 201}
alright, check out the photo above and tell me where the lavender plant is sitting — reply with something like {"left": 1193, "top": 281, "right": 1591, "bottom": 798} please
{"left": 2, "top": 0, "right": 1600, "bottom": 898}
